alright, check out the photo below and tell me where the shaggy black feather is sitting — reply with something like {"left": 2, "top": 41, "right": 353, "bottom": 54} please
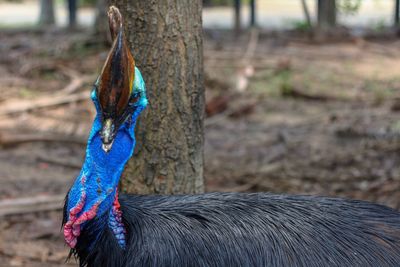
{"left": 64, "top": 192, "right": 400, "bottom": 267}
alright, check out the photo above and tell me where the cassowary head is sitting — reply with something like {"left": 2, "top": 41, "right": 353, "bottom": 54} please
{"left": 94, "top": 6, "right": 146, "bottom": 152}
{"left": 64, "top": 6, "right": 147, "bottom": 250}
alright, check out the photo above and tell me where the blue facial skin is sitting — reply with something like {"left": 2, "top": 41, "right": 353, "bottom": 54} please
{"left": 66, "top": 67, "right": 147, "bottom": 242}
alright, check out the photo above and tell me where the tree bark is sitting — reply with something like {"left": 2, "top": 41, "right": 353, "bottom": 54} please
{"left": 234, "top": 0, "right": 241, "bottom": 36}
{"left": 301, "top": 0, "right": 312, "bottom": 28}
{"left": 317, "top": 0, "right": 336, "bottom": 30}
{"left": 109, "top": 1, "right": 205, "bottom": 195}
{"left": 39, "top": 0, "right": 55, "bottom": 26}
{"left": 67, "top": 0, "right": 77, "bottom": 28}
{"left": 249, "top": 0, "right": 256, "bottom": 27}
{"left": 395, "top": 0, "right": 400, "bottom": 27}
{"left": 94, "top": 0, "right": 109, "bottom": 43}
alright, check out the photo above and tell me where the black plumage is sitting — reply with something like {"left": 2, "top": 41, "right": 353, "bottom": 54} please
{"left": 65, "top": 192, "right": 400, "bottom": 267}
{"left": 63, "top": 6, "right": 400, "bottom": 267}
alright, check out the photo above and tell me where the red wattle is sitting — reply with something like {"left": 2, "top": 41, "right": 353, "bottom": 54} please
{"left": 64, "top": 177, "right": 103, "bottom": 249}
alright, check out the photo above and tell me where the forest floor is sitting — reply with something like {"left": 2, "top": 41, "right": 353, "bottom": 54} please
{"left": 0, "top": 28, "right": 400, "bottom": 266}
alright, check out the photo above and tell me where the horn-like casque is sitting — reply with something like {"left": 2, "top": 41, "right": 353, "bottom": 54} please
{"left": 96, "top": 6, "right": 136, "bottom": 151}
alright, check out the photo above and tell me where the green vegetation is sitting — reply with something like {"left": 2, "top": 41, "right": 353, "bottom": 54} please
{"left": 370, "top": 18, "right": 388, "bottom": 31}
{"left": 81, "top": 0, "right": 96, "bottom": 6}
{"left": 364, "top": 78, "right": 398, "bottom": 105}
{"left": 337, "top": 0, "right": 362, "bottom": 15}
{"left": 0, "top": 22, "right": 36, "bottom": 29}
{"left": 19, "top": 87, "right": 36, "bottom": 98}
{"left": 288, "top": 20, "right": 312, "bottom": 31}
{"left": 250, "top": 68, "right": 293, "bottom": 97}
{"left": 391, "top": 120, "right": 400, "bottom": 133}
{"left": 278, "top": 70, "right": 294, "bottom": 96}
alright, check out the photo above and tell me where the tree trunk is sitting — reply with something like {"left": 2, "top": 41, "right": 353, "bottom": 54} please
{"left": 94, "top": 0, "right": 109, "bottom": 43}
{"left": 109, "top": 1, "right": 205, "bottom": 195}
{"left": 395, "top": 0, "right": 400, "bottom": 27}
{"left": 317, "top": 0, "right": 336, "bottom": 30}
{"left": 249, "top": 0, "right": 256, "bottom": 27}
{"left": 67, "top": 0, "right": 77, "bottom": 28}
{"left": 39, "top": 0, "right": 55, "bottom": 26}
{"left": 301, "top": 0, "right": 312, "bottom": 28}
{"left": 234, "top": 0, "right": 241, "bottom": 36}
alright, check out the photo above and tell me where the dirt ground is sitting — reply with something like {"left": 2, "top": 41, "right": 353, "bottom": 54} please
{"left": 0, "top": 28, "right": 400, "bottom": 266}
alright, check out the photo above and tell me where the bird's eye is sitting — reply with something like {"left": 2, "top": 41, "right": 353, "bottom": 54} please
{"left": 129, "top": 93, "right": 140, "bottom": 106}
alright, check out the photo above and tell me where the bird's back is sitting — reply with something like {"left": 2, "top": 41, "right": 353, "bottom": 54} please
{"left": 75, "top": 193, "right": 400, "bottom": 267}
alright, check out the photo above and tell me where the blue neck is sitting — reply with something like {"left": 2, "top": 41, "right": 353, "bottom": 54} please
{"left": 64, "top": 67, "right": 147, "bottom": 249}
{"left": 67, "top": 101, "right": 139, "bottom": 219}
{"left": 67, "top": 66, "right": 147, "bottom": 217}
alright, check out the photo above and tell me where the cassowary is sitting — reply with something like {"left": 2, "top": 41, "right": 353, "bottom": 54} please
{"left": 63, "top": 6, "right": 400, "bottom": 267}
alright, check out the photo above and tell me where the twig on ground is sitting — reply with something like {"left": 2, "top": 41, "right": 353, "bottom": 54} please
{"left": 0, "top": 195, "right": 64, "bottom": 217}
{"left": 236, "top": 28, "right": 259, "bottom": 92}
{"left": 0, "top": 91, "right": 89, "bottom": 116}
{"left": 36, "top": 155, "right": 81, "bottom": 169}
{"left": 0, "top": 62, "right": 93, "bottom": 115}
{"left": 59, "top": 67, "right": 93, "bottom": 95}
{"left": 281, "top": 87, "right": 337, "bottom": 102}
{"left": 0, "top": 132, "right": 86, "bottom": 148}
{"left": 205, "top": 99, "right": 259, "bottom": 127}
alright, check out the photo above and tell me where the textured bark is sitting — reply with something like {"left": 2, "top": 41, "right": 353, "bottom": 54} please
{"left": 109, "top": 1, "right": 205, "bottom": 194}
{"left": 94, "top": 0, "right": 109, "bottom": 42}
{"left": 39, "top": 0, "right": 55, "bottom": 26}
{"left": 317, "top": 0, "right": 336, "bottom": 30}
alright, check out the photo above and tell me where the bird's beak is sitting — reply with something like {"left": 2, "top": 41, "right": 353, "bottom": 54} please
{"left": 96, "top": 6, "right": 136, "bottom": 152}
{"left": 100, "top": 118, "right": 115, "bottom": 152}
{"left": 102, "top": 142, "right": 114, "bottom": 153}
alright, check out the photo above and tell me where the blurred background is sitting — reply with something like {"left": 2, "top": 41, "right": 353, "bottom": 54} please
{"left": 1, "top": 0, "right": 400, "bottom": 266}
